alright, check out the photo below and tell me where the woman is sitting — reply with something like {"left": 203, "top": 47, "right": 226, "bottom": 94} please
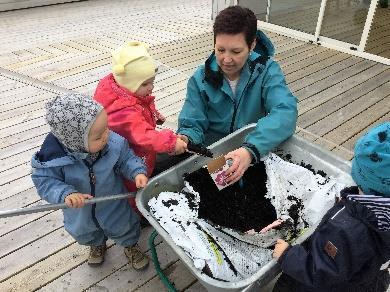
{"left": 177, "top": 6, "right": 298, "bottom": 184}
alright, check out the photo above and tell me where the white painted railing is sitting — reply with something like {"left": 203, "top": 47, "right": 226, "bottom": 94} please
{"left": 211, "top": 0, "right": 237, "bottom": 19}
{"left": 0, "top": 0, "right": 85, "bottom": 12}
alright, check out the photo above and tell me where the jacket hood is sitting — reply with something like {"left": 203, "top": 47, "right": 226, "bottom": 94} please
{"left": 31, "top": 133, "right": 74, "bottom": 168}
{"left": 253, "top": 30, "right": 275, "bottom": 57}
{"left": 342, "top": 187, "right": 390, "bottom": 259}
{"left": 204, "top": 30, "right": 275, "bottom": 88}
{"left": 94, "top": 74, "right": 156, "bottom": 113}
{"left": 45, "top": 93, "right": 103, "bottom": 153}
{"left": 32, "top": 133, "right": 109, "bottom": 168}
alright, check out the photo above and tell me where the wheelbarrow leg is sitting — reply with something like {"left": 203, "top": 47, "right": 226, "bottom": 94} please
{"left": 148, "top": 230, "right": 177, "bottom": 292}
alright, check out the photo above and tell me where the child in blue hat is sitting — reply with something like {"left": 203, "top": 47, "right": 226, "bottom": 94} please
{"left": 272, "top": 122, "right": 390, "bottom": 292}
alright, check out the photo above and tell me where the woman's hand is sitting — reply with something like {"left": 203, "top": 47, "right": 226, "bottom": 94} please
{"left": 224, "top": 147, "right": 252, "bottom": 184}
{"left": 65, "top": 193, "right": 93, "bottom": 208}
{"left": 135, "top": 174, "right": 148, "bottom": 188}
{"left": 273, "top": 239, "right": 289, "bottom": 259}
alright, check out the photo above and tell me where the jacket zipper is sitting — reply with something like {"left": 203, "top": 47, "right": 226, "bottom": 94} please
{"left": 229, "top": 71, "right": 255, "bottom": 133}
{"left": 83, "top": 153, "right": 101, "bottom": 228}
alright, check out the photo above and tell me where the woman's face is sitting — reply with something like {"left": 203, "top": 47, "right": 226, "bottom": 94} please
{"left": 214, "top": 32, "right": 254, "bottom": 80}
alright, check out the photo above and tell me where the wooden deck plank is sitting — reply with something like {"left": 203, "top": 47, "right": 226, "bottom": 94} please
{"left": 341, "top": 111, "right": 390, "bottom": 150}
{"left": 0, "top": 228, "right": 75, "bottom": 283}
{"left": 298, "top": 62, "right": 388, "bottom": 114}
{"left": 0, "top": 211, "right": 63, "bottom": 259}
{"left": 297, "top": 70, "right": 390, "bottom": 128}
{"left": 0, "top": 175, "right": 33, "bottom": 201}
{"left": 85, "top": 241, "right": 179, "bottom": 292}
{"left": 184, "top": 281, "right": 208, "bottom": 292}
{"left": 0, "top": 194, "right": 49, "bottom": 236}
{"left": 288, "top": 56, "right": 358, "bottom": 92}
{"left": 295, "top": 59, "right": 375, "bottom": 102}
{"left": 0, "top": 227, "right": 154, "bottom": 291}
{"left": 282, "top": 49, "right": 340, "bottom": 76}
{"left": 285, "top": 53, "right": 350, "bottom": 83}
{"left": 135, "top": 260, "right": 196, "bottom": 292}
{"left": 0, "top": 144, "right": 40, "bottom": 173}
{"left": 322, "top": 94, "right": 390, "bottom": 147}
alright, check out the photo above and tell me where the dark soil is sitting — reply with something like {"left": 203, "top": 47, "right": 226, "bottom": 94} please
{"left": 184, "top": 162, "right": 277, "bottom": 232}
{"left": 283, "top": 153, "right": 328, "bottom": 178}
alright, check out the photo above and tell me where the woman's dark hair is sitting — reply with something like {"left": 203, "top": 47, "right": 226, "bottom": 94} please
{"left": 213, "top": 6, "right": 257, "bottom": 48}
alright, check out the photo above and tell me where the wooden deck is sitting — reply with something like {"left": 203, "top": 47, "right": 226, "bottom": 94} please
{"left": 0, "top": 0, "right": 389, "bottom": 291}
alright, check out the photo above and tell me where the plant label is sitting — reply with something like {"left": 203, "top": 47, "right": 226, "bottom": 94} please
{"left": 207, "top": 155, "right": 230, "bottom": 190}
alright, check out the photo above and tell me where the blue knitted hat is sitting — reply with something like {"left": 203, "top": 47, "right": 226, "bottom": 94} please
{"left": 351, "top": 122, "right": 390, "bottom": 197}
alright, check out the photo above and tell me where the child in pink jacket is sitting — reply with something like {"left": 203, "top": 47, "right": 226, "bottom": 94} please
{"left": 94, "top": 41, "right": 187, "bottom": 212}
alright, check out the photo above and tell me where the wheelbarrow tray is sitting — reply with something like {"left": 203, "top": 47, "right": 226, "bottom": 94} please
{"left": 136, "top": 124, "right": 354, "bottom": 292}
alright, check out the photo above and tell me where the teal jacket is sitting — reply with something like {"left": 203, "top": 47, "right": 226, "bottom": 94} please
{"left": 177, "top": 31, "right": 297, "bottom": 162}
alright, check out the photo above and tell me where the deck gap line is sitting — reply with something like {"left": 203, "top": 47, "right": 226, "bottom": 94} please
{"left": 0, "top": 240, "right": 76, "bottom": 284}
{"left": 298, "top": 76, "right": 390, "bottom": 126}
{"left": 339, "top": 111, "right": 390, "bottom": 149}
{"left": 297, "top": 126, "right": 353, "bottom": 156}
{"left": 128, "top": 259, "right": 181, "bottom": 292}
{"left": 311, "top": 93, "right": 390, "bottom": 146}
{"left": 288, "top": 54, "right": 352, "bottom": 86}
{"left": 296, "top": 61, "right": 377, "bottom": 103}
{"left": 324, "top": 93, "right": 390, "bottom": 149}
{"left": 0, "top": 225, "right": 65, "bottom": 260}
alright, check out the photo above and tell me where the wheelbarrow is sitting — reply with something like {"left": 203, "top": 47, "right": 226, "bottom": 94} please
{"left": 137, "top": 123, "right": 354, "bottom": 292}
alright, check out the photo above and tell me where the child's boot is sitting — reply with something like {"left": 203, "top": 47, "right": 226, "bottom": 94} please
{"left": 88, "top": 243, "right": 106, "bottom": 266}
{"left": 124, "top": 244, "right": 149, "bottom": 270}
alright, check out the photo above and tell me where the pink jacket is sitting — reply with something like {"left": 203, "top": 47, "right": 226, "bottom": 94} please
{"left": 94, "top": 74, "right": 176, "bottom": 183}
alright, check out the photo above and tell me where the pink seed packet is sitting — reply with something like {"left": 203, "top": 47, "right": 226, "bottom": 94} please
{"left": 207, "top": 156, "right": 230, "bottom": 190}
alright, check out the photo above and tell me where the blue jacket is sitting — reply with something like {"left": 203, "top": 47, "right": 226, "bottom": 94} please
{"left": 31, "top": 132, "right": 147, "bottom": 245}
{"left": 177, "top": 31, "right": 297, "bottom": 161}
{"left": 278, "top": 187, "right": 390, "bottom": 292}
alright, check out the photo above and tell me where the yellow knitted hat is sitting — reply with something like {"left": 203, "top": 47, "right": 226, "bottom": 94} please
{"left": 112, "top": 41, "right": 156, "bottom": 92}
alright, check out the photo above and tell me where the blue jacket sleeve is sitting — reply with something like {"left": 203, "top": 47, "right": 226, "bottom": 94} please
{"left": 31, "top": 167, "right": 78, "bottom": 204}
{"left": 116, "top": 139, "right": 147, "bottom": 181}
{"left": 278, "top": 219, "right": 376, "bottom": 288}
{"left": 244, "top": 61, "right": 297, "bottom": 160}
{"left": 177, "top": 74, "right": 209, "bottom": 145}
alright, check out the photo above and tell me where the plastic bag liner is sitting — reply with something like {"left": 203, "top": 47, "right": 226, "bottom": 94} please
{"left": 148, "top": 153, "right": 346, "bottom": 281}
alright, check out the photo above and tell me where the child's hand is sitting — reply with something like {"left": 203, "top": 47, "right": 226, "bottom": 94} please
{"left": 260, "top": 219, "right": 284, "bottom": 233}
{"left": 177, "top": 134, "right": 189, "bottom": 144}
{"left": 156, "top": 113, "right": 166, "bottom": 125}
{"left": 65, "top": 193, "right": 93, "bottom": 208}
{"left": 172, "top": 137, "right": 187, "bottom": 155}
{"left": 273, "top": 239, "right": 289, "bottom": 259}
{"left": 135, "top": 174, "right": 148, "bottom": 188}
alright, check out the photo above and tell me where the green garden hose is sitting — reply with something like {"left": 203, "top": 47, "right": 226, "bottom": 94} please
{"left": 149, "top": 230, "right": 177, "bottom": 292}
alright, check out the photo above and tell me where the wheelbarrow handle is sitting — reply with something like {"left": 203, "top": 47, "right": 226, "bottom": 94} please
{"left": 0, "top": 192, "right": 136, "bottom": 218}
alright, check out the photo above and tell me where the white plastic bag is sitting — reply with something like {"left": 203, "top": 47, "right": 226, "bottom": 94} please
{"left": 148, "top": 153, "right": 346, "bottom": 281}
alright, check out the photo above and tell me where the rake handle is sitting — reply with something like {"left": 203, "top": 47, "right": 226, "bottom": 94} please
{"left": 0, "top": 192, "right": 136, "bottom": 218}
